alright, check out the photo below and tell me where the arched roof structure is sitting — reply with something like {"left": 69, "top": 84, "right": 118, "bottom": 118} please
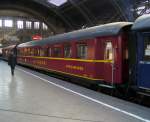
{"left": 0, "top": 0, "right": 148, "bottom": 34}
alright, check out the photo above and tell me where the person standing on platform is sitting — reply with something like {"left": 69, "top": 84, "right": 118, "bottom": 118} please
{"left": 8, "top": 50, "right": 16, "bottom": 76}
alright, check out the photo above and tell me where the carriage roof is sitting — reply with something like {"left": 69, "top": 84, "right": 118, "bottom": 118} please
{"left": 132, "top": 14, "right": 150, "bottom": 31}
{"left": 18, "top": 22, "right": 132, "bottom": 48}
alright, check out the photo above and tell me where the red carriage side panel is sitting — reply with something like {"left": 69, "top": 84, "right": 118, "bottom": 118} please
{"left": 17, "top": 22, "right": 131, "bottom": 86}
{"left": 113, "top": 36, "right": 123, "bottom": 84}
{"left": 94, "top": 35, "right": 125, "bottom": 84}
{"left": 17, "top": 39, "right": 101, "bottom": 81}
{"left": 93, "top": 38, "right": 104, "bottom": 80}
{"left": 17, "top": 34, "right": 129, "bottom": 85}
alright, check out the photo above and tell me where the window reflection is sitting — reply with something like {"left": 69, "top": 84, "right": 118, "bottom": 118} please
{"left": 144, "top": 36, "right": 150, "bottom": 61}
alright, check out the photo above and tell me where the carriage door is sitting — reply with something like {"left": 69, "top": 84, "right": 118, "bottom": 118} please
{"left": 137, "top": 33, "right": 150, "bottom": 89}
{"left": 104, "top": 41, "right": 114, "bottom": 84}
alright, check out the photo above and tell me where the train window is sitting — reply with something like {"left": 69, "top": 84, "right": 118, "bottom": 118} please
{"left": 27, "top": 48, "right": 30, "bottom": 56}
{"left": 44, "top": 48, "right": 48, "bottom": 57}
{"left": 53, "top": 47, "right": 61, "bottom": 57}
{"left": 31, "top": 49, "right": 34, "bottom": 56}
{"left": 144, "top": 36, "right": 150, "bottom": 61}
{"left": 17, "top": 50, "right": 20, "bottom": 56}
{"left": 20, "top": 50, "right": 23, "bottom": 56}
{"left": 105, "top": 42, "right": 113, "bottom": 60}
{"left": 37, "top": 49, "right": 40, "bottom": 56}
{"left": 34, "top": 49, "right": 38, "bottom": 56}
{"left": 64, "top": 44, "right": 71, "bottom": 58}
{"left": 48, "top": 48, "right": 52, "bottom": 57}
{"left": 22, "top": 50, "right": 24, "bottom": 56}
{"left": 40, "top": 49, "right": 45, "bottom": 57}
{"left": 21, "top": 49, "right": 23, "bottom": 56}
{"left": 77, "top": 44, "right": 88, "bottom": 59}
{"left": 25, "top": 48, "right": 28, "bottom": 56}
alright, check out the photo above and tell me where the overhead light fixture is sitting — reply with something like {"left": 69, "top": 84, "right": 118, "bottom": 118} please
{"left": 47, "top": 0, "right": 67, "bottom": 6}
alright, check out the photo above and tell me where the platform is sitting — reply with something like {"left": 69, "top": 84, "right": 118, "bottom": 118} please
{"left": 0, "top": 60, "right": 149, "bottom": 122}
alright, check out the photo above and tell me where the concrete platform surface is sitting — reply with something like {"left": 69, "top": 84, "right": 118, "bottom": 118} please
{"left": 0, "top": 60, "right": 150, "bottom": 122}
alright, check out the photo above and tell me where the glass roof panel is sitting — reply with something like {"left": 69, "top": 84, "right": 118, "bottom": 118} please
{"left": 47, "top": 0, "right": 67, "bottom": 6}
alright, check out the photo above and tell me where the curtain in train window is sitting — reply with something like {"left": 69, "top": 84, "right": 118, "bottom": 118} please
{"left": 37, "top": 49, "right": 40, "bottom": 56}
{"left": 34, "top": 49, "right": 38, "bottom": 56}
{"left": 77, "top": 44, "right": 88, "bottom": 59}
{"left": 48, "top": 48, "right": 52, "bottom": 57}
{"left": 64, "top": 44, "right": 71, "bottom": 58}
{"left": 27, "top": 48, "right": 30, "bottom": 56}
{"left": 24, "top": 48, "right": 28, "bottom": 56}
{"left": 105, "top": 42, "right": 113, "bottom": 60}
{"left": 53, "top": 47, "right": 61, "bottom": 57}
{"left": 40, "top": 49, "right": 45, "bottom": 56}
{"left": 144, "top": 36, "right": 150, "bottom": 61}
{"left": 31, "top": 49, "right": 34, "bottom": 56}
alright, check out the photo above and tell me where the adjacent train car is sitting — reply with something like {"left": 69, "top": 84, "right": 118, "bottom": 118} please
{"left": 131, "top": 15, "right": 150, "bottom": 95}
{"left": 16, "top": 22, "right": 132, "bottom": 88}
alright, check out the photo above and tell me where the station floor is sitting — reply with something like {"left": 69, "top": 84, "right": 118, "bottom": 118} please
{"left": 0, "top": 60, "right": 150, "bottom": 122}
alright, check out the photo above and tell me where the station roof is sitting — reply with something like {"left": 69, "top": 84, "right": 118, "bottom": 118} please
{"left": 0, "top": 0, "right": 139, "bottom": 32}
{"left": 0, "top": 0, "right": 147, "bottom": 34}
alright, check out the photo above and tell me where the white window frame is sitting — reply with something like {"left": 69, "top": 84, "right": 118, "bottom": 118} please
{"left": 34, "top": 22, "right": 40, "bottom": 29}
{"left": 4, "top": 20, "right": 13, "bottom": 27}
{"left": 17, "top": 20, "right": 24, "bottom": 29}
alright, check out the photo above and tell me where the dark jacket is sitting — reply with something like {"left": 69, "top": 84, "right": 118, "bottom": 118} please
{"left": 8, "top": 54, "right": 16, "bottom": 68}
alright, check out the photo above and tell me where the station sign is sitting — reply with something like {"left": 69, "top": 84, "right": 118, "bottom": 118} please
{"left": 32, "top": 35, "right": 42, "bottom": 40}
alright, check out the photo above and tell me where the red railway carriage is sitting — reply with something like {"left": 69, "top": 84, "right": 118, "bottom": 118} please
{"left": 17, "top": 22, "right": 132, "bottom": 87}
